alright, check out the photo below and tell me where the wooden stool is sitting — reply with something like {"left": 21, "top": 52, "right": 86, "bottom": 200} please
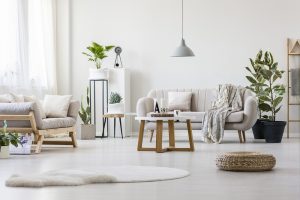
{"left": 102, "top": 114, "right": 124, "bottom": 138}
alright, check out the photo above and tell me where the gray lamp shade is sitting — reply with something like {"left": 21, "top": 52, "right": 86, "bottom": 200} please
{"left": 171, "top": 38, "right": 195, "bottom": 57}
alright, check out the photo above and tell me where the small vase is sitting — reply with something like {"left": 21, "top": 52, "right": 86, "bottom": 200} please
{"left": 108, "top": 103, "right": 124, "bottom": 114}
{"left": 0, "top": 146, "right": 10, "bottom": 159}
{"left": 81, "top": 124, "right": 96, "bottom": 140}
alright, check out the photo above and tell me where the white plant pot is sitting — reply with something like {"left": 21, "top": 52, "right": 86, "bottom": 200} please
{"left": 81, "top": 124, "right": 96, "bottom": 140}
{"left": 0, "top": 146, "right": 10, "bottom": 159}
{"left": 108, "top": 103, "right": 124, "bottom": 114}
{"left": 89, "top": 68, "right": 109, "bottom": 80}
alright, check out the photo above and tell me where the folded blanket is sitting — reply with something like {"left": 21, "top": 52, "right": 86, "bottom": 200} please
{"left": 291, "top": 68, "right": 300, "bottom": 96}
{"left": 202, "top": 84, "right": 246, "bottom": 143}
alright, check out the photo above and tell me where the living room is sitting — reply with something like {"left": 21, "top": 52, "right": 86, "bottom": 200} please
{"left": 0, "top": 0, "right": 299, "bottom": 199}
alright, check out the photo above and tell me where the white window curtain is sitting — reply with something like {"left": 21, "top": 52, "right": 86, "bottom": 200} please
{"left": 0, "top": 0, "right": 57, "bottom": 98}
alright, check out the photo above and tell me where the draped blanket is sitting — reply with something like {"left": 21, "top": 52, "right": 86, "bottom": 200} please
{"left": 202, "top": 84, "right": 246, "bottom": 143}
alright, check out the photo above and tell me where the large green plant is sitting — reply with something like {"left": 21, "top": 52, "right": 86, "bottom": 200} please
{"left": 245, "top": 50, "right": 285, "bottom": 121}
{"left": 82, "top": 42, "right": 114, "bottom": 69}
{"left": 0, "top": 120, "right": 21, "bottom": 147}
{"left": 78, "top": 87, "right": 91, "bottom": 125}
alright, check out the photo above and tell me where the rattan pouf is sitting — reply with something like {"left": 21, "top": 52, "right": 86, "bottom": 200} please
{"left": 216, "top": 152, "right": 276, "bottom": 172}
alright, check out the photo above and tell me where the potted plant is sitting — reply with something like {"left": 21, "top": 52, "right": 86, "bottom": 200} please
{"left": 108, "top": 92, "right": 124, "bottom": 114}
{"left": 82, "top": 42, "right": 114, "bottom": 80}
{"left": 246, "top": 50, "right": 286, "bottom": 143}
{"left": 0, "top": 120, "right": 21, "bottom": 158}
{"left": 78, "top": 87, "right": 96, "bottom": 140}
{"left": 245, "top": 50, "right": 268, "bottom": 139}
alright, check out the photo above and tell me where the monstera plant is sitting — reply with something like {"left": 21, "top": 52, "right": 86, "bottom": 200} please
{"left": 245, "top": 50, "right": 286, "bottom": 143}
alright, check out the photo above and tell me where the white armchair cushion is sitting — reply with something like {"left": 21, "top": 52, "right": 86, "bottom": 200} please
{"left": 43, "top": 95, "right": 72, "bottom": 118}
{"left": 168, "top": 92, "right": 192, "bottom": 111}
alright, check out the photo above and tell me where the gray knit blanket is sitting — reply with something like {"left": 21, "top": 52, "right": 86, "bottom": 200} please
{"left": 202, "top": 84, "right": 246, "bottom": 143}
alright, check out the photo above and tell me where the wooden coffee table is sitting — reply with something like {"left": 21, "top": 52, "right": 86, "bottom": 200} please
{"left": 135, "top": 116, "right": 195, "bottom": 153}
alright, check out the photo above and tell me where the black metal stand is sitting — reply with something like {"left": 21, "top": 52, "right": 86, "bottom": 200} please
{"left": 89, "top": 79, "right": 109, "bottom": 138}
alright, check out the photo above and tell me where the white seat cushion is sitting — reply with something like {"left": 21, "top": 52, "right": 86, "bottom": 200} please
{"left": 41, "top": 117, "right": 76, "bottom": 130}
{"left": 178, "top": 111, "right": 244, "bottom": 123}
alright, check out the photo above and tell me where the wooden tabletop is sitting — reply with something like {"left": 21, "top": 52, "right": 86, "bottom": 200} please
{"left": 135, "top": 116, "right": 196, "bottom": 121}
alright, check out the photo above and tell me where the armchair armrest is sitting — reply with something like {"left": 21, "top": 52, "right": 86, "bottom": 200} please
{"left": 136, "top": 97, "right": 154, "bottom": 117}
{"left": 0, "top": 102, "right": 43, "bottom": 129}
{"left": 68, "top": 100, "right": 80, "bottom": 120}
{"left": 242, "top": 96, "right": 258, "bottom": 130}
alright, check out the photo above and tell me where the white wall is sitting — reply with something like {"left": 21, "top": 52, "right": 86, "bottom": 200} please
{"left": 57, "top": 0, "right": 300, "bottom": 134}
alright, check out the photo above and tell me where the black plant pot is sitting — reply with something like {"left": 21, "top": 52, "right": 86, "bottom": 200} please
{"left": 262, "top": 121, "right": 286, "bottom": 143}
{"left": 252, "top": 119, "right": 265, "bottom": 139}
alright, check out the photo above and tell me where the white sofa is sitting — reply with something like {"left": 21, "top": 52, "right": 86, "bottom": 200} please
{"left": 136, "top": 88, "right": 257, "bottom": 143}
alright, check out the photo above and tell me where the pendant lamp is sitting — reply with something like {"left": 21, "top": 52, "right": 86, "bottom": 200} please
{"left": 171, "top": 0, "right": 195, "bottom": 57}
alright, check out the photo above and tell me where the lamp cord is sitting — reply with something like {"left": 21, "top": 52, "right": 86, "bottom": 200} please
{"left": 181, "top": 0, "right": 183, "bottom": 39}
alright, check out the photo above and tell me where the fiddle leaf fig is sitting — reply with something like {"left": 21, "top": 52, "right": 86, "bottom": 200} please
{"left": 245, "top": 50, "right": 285, "bottom": 121}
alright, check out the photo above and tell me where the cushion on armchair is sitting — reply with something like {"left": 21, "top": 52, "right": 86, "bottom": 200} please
{"left": 43, "top": 95, "right": 72, "bottom": 118}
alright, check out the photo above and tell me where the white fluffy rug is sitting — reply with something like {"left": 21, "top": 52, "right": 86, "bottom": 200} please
{"left": 6, "top": 166, "right": 189, "bottom": 187}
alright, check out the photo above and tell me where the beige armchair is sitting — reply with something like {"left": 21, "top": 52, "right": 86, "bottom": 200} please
{"left": 0, "top": 101, "right": 79, "bottom": 153}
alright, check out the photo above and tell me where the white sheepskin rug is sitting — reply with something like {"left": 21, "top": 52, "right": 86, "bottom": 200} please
{"left": 6, "top": 166, "right": 189, "bottom": 187}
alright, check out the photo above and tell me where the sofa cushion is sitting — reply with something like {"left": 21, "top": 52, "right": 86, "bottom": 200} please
{"left": 24, "top": 95, "right": 46, "bottom": 119}
{"left": 40, "top": 117, "right": 76, "bottom": 130}
{"left": 168, "top": 92, "right": 192, "bottom": 111}
{"left": 43, "top": 95, "right": 72, "bottom": 118}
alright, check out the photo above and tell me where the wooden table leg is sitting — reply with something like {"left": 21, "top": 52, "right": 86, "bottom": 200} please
{"left": 156, "top": 120, "right": 165, "bottom": 153}
{"left": 168, "top": 120, "right": 175, "bottom": 147}
{"left": 137, "top": 120, "right": 145, "bottom": 151}
{"left": 186, "top": 119, "right": 195, "bottom": 151}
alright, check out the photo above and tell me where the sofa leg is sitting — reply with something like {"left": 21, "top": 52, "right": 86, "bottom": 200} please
{"left": 238, "top": 130, "right": 243, "bottom": 143}
{"left": 35, "top": 134, "right": 44, "bottom": 154}
{"left": 69, "top": 131, "right": 78, "bottom": 147}
{"left": 242, "top": 131, "right": 246, "bottom": 143}
{"left": 149, "top": 130, "right": 154, "bottom": 142}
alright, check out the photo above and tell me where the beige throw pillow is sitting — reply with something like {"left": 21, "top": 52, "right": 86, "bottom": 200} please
{"left": 9, "top": 93, "right": 24, "bottom": 102}
{"left": 24, "top": 95, "right": 46, "bottom": 119}
{"left": 168, "top": 92, "right": 192, "bottom": 111}
{"left": 43, "top": 95, "right": 72, "bottom": 118}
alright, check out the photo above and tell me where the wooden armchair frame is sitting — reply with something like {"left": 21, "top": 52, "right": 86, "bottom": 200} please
{"left": 0, "top": 112, "right": 77, "bottom": 153}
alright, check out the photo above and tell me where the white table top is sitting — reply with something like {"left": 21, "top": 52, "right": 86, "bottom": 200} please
{"left": 135, "top": 116, "right": 195, "bottom": 121}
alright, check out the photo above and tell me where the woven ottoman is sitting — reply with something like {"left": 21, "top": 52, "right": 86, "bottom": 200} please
{"left": 216, "top": 152, "right": 276, "bottom": 172}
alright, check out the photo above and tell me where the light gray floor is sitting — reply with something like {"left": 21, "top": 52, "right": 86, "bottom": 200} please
{"left": 0, "top": 133, "right": 299, "bottom": 200}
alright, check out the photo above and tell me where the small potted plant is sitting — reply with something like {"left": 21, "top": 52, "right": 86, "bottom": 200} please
{"left": 246, "top": 50, "right": 286, "bottom": 143}
{"left": 78, "top": 87, "right": 96, "bottom": 140}
{"left": 0, "top": 120, "right": 21, "bottom": 158}
{"left": 82, "top": 42, "right": 114, "bottom": 80}
{"left": 108, "top": 92, "right": 124, "bottom": 114}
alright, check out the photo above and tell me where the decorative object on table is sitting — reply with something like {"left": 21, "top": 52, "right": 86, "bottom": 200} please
{"left": 6, "top": 166, "right": 189, "bottom": 187}
{"left": 0, "top": 120, "right": 21, "bottom": 158}
{"left": 173, "top": 110, "right": 180, "bottom": 117}
{"left": 114, "top": 46, "right": 123, "bottom": 68}
{"left": 150, "top": 113, "right": 174, "bottom": 117}
{"left": 171, "top": 0, "right": 195, "bottom": 57}
{"left": 246, "top": 50, "right": 286, "bottom": 143}
{"left": 79, "top": 87, "right": 96, "bottom": 140}
{"left": 10, "top": 134, "right": 32, "bottom": 155}
{"left": 102, "top": 113, "right": 124, "bottom": 138}
{"left": 82, "top": 42, "right": 114, "bottom": 80}
{"left": 154, "top": 100, "right": 160, "bottom": 113}
{"left": 108, "top": 92, "right": 124, "bottom": 114}
{"left": 216, "top": 152, "right": 276, "bottom": 172}
{"left": 159, "top": 98, "right": 168, "bottom": 113}
{"left": 286, "top": 38, "right": 300, "bottom": 138}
